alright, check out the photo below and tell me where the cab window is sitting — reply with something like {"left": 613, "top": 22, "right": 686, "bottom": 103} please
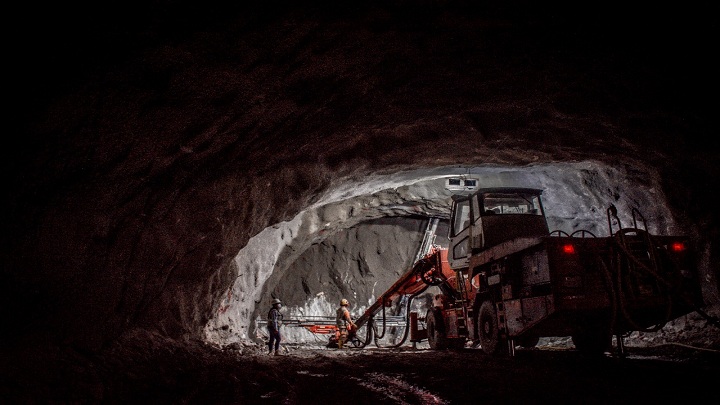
{"left": 482, "top": 193, "right": 542, "bottom": 215}
{"left": 452, "top": 200, "right": 471, "bottom": 236}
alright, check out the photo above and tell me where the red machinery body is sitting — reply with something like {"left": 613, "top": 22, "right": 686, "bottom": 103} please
{"left": 351, "top": 187, "right": 705, "bottom": 356}
{"left": 420, "top": 188, "right": 705, "bottom": 355}
{"left": 298, "top": 187, "right": 706, "bottom": 356}
{"left": 354, "top": 246, "right": 451, "bottom": 329}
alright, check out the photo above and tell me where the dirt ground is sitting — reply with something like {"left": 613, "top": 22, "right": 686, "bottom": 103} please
{"left": 238, "top": 344, "right": 719, "bottom": 405}
{"left": 5, "top": 330, "right": 718, "bottom": 405}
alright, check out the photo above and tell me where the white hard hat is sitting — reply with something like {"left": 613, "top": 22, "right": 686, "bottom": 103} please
{"left": 271, "top": 298, "right": 282, "bottom": 305}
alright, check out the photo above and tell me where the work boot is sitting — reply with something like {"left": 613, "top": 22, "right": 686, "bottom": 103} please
{"left": 274, "top": 350, "right": 281, "bottom": 356}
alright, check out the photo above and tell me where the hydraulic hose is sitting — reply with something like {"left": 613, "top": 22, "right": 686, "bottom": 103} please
{"left": 372, "top": 289, "right": 426, "bottom": 349}
{"left": 611, "top": 236, "right": 673, "bottom": 332}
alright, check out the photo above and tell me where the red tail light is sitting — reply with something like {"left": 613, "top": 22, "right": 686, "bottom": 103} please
{"left": 562, "top": 244, "right": 576, "bottom": 254}
{"left": 671, "top": 242, "right": 686, "bottom": 252}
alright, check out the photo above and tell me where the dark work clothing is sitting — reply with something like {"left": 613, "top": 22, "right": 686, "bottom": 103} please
{"left": 268, "top": 307, "right": 283, "bottom": 330}
{"left": 267, "top": 306, "right": 283, "bottom": 353}
{"left": 268, "top": 328, "right": 281, "bottom": 352}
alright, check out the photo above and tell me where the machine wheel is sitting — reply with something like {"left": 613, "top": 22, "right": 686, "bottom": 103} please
{"left": 426, "top": 309, "right": 448, "bottom": 350}
{"left": 478, "top": 301, "right": 506, "bottom": 355}
{"left": 571, "top": 322, "right": 612, "bottom": 356}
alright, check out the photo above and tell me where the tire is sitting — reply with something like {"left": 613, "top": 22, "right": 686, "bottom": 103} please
{"left": 478, "top": 301, "right": 506, "bottom": 355}
{"left": 426, "top": 309, "right": 448, "bottom": 350}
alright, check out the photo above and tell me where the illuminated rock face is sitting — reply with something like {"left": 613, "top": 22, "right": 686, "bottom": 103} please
{"left": 3, "top": 2, "right": 718, "bottom": 353}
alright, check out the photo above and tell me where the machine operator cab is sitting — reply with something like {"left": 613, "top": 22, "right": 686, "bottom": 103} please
{"left": 448, "top": 187, "right": 550, "bottom": 269}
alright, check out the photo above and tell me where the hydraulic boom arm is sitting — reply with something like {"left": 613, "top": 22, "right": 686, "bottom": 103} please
{"left": 354, "top": 246, "right": 450, "bottom": 329}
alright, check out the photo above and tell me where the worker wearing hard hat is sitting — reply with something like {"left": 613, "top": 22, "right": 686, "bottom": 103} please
{"left": 267, "top": 298, "right": 284, "bottom": 355}
{"left": 335, "top": 298, "right": 357, "bottom": 349}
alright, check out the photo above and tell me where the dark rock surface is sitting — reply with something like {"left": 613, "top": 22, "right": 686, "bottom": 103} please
{"left": 2, "top": 1, "right": 719, "bottom": 403}
{"left": 4, "top": 327, "right": 718, "bottom": 404}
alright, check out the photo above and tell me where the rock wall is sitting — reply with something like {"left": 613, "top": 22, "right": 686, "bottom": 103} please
{"left": 3, "top": 1, "right": 718, "bottom": 355}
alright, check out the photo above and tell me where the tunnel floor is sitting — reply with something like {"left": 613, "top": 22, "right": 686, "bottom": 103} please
{"left": 5, "top": 336, "right": 718, "bottom": 404}
{"left": 257, "top": 345, "right": 719, "bottom": 404}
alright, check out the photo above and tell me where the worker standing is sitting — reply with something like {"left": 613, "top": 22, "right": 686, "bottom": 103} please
{"left": 267, "top": 298, "right": 284, "bottom": 355}
{"left": 335, "top": 298, "right": 356, "bottom": 349}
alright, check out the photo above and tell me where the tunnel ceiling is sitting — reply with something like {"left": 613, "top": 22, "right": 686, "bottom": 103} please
{"left": 3, "top": 1, "right": 718, "bottom": 352}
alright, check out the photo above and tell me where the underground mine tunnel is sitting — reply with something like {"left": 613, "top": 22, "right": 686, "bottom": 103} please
{"left": 3, "top": 1, "right": 719, "bottom": 403}
{"left": 204, "top": 163, "right": 718, "bottom": 348}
